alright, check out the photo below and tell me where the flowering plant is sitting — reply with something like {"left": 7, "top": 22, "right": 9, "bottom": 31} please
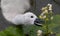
{"left": 38, "top": 4, "right": 54, "bottom": 36}
{"left": 39, "top": 4, "right": 53, "bottom": 22}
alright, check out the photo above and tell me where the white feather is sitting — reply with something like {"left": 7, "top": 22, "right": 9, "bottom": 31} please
{"left": 1, "top": 0, "right": 30, "bottom": 22}
{"left": 1, "top": 0, "right": 38, "bottom": 25}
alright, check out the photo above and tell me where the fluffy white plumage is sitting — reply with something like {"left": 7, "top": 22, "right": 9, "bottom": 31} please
{"left": 1, "top": 0, "right": 30, "bottom": 21}
{"left": 1, "top": 0, "right": 43, "bottom": 25}
{"left": 12, "top": 12, "right": 37, "bottom": 25}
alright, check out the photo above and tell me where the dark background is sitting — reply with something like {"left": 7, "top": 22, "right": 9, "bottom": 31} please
{"left": 0, "top": 0, "right": 60, "bottom": 31}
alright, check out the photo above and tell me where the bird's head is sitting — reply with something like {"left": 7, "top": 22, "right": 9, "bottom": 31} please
{"left": 23, "top": 12, "right": 44, "bottom": 26}
{"left": 12, "top": 12, "right": 44, "bottom": 26}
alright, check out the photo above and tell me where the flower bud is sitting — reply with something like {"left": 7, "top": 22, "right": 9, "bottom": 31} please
{"left": 39, "top": 16, "right": 43, "bottom": 19}
{"left": 43, "top": 16, "right": 46, "bottom": 19}
{"left": 51, "top": 16, "right": 53, "bottom": 20}
{"left": 37, "top": 30, "right": 42, "bottom": 36}
{"left": 48, "top": 4, "right": 52, "bottom": 10}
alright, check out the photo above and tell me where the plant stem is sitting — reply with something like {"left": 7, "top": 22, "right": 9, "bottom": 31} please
{"left": 45, "top": 20, "right": 49, "bottom": 36}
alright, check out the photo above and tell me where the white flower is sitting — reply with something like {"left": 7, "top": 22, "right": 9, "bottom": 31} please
{"left": 44, "top": 10, "right": 48, "bottom": 13}
{"left": 48, "top": 4, "right": 52, "bottom": 10}
{"left": 48, "top": 4, "right": 51, "bottom": 5}
{"left": 39, "top": 16, "right": 42, "bottom": 19}
{"left": 51, "top": 16, "right": 53, "bottom": 20}
{"left": 41, "top": 7, "right": 48, "bottom": 11}
{"left": 40, "top": 10, "right": 48, "bottom": 16}
{"left": 41, "top": 7, "right": 45, "bottom": 10}
{"left": 40, "top": 12, "right": 44, "bottom": 16}
{"left": 37, "top": 30, "right": 42, "bottom": 36}
{"left": 43, "top": 15, "right": 46, "bottom": 19}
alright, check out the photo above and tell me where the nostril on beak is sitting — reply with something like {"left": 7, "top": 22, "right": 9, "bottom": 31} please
{"left": 35, "top": 18, "right": 40, "bottom": 23}
{"left": 34, "top": 18, "right": 44, "bottom": 26}
{"left": 36, "top": 18, "right": 44, "bottom": 23}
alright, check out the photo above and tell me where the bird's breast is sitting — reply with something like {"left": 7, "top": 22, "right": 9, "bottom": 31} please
{"left": 1, "top": 0, "right": 30, "bottom": 22}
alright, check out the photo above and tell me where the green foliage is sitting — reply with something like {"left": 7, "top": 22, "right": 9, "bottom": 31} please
{"left": 0, "top": 26, "right": 24, "bottom": 36}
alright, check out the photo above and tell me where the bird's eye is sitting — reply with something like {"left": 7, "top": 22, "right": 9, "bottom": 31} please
{"left": 31, "top": 16, "right": 34, "bottom": 18}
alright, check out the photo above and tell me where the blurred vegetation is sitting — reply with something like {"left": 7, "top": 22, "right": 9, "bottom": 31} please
{"left": 0, "top": 15, "right": 60, "bottom": 36}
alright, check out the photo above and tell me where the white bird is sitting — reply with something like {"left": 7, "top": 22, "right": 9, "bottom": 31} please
{"left": 1, "top": 0, "right": 43, "bottom": 26}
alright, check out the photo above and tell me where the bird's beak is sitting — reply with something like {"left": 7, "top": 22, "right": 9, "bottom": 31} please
{"left": 34, "top": 18, "right": 44, "bottom": 26}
